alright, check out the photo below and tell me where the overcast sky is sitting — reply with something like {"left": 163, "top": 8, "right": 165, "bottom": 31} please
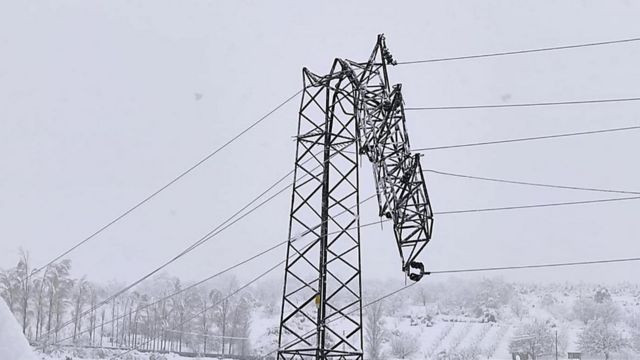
{"left": 1, "top": 1, "right": 639, "bottom": 287}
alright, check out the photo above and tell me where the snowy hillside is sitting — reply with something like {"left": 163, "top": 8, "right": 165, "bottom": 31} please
{"left": 0, "top": 298, "right": 37, "bottom": 360}
{"left": 3, "top": 271, "right": 640, "bottom": 359}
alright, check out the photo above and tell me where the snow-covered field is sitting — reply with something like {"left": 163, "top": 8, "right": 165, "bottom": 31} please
{"left": 2, "top": 279, "right": 640, "bottom": 359}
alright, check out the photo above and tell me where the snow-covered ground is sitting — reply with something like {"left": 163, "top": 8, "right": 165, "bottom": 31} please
{"left": 0, "top": 298, "right": 38, "bottom": 360}
{"left": 14, "top": 281, "right": 640, "bottom": 360}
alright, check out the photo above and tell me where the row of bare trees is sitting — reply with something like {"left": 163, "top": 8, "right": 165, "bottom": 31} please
{"left": 0, "top": 250, "right": 252, "bottom": 356}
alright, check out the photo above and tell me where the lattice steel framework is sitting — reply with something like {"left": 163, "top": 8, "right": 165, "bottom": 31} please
{"left": 278, "top": 35, "right": 433, "bottom": 360}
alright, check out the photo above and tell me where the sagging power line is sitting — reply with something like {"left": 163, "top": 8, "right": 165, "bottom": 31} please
{"left": 32, "top": 90, "right": 302, "bottom": 277}
{"left": 413, "top": 125, "right": 640, "bottom": 151}
{"left": 46, "top": 148, "right": 373, "bottom": 344}
{"left": 46, "top": 189, "right": 639, "bottom": 349}
{"left": 113, "top": 236, "right": 321, "bottom": 359}
{"left": 32, "top": 33, "right": 640, "bottom": 278}
{"left": 405, "top": 96, "right": 640, "bottom": 111}
{"left": 50, "top": 175, "right": 640, "bottom": 347}
{"left": 396, "top": 36, "right": 640, "bottom": 65}
{"left": 424, "top": 168, "right": 640, "bottom": 195}
{"left": 40, "top": 157, "right": 308, "bottom": 341}
{"left": 430, "top": 257, "right": 640, "bottom": 274}
{"left": 52, "top": 193, "right": 378, "bottom": 347}
{"left": 42, "top": 117, "right": 640, "bottom": 341}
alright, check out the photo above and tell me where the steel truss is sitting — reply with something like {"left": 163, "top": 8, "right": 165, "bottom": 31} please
{"left": 278, "top": 35, "right": 433, "bottom": 360}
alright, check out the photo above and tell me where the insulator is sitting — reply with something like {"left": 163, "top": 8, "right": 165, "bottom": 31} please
{"left": 407, "top": 261, "right": 427, "bottom": 282}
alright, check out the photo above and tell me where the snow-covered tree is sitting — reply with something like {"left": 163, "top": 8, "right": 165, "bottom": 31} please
{"left": 390, "top": 331, "right": 419, "bottom": 359}
{"left": 573, "top": 296, "right": 620, "bottom": 325}
{"left": 15, "top": 249, "right": 33, "bottom": 335}
{"left": 509, "top": 319, "right": 554, "bottom": 360}
{"left": 510, "top": 295, "right": 529, "bottom": 320}
{"left": 594, "top": 287, "right": 612, "bottom": 303}
{"left": 578, "top": 319, "right": 626, "bottom": 360}
{"left": 364, "top": 299, "right": 387, "bottom": 360}
{"left": 449, "top": 346, "right": 481, "bottom": 360}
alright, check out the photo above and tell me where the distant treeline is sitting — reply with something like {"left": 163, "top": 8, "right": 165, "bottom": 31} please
{"left": 0, "top": 250, "right": 255, "bottom": 356}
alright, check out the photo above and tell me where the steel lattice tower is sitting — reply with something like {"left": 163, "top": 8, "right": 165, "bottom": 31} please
{"left": 277, "top": 35, "right": 433, "bottom": 360}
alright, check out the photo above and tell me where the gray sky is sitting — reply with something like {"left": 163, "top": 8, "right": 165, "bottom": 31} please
{"left": 1, "top": 1, "right": 639, "bottom": 287}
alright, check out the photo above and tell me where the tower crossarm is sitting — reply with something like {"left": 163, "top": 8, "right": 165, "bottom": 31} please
{"left": 350, "top": 35, "right": 434, "bottom": 281}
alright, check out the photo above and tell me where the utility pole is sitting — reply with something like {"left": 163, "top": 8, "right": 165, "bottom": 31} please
{"left": 276, "top": 34, "right": 433, "bottom": 360}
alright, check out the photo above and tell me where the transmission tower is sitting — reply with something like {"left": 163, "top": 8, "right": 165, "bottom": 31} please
{"left": 277, "top": 35, "right": 434, "bottom": 360}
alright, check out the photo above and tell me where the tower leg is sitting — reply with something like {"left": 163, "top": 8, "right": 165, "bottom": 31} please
{"left": 277, "top": 64, "right": 363, "bottom": 360}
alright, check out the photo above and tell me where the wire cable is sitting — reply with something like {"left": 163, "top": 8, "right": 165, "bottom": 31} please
{"left": 405, "top": 97, "right": 640, "bottom": 111}
{"left": 43, "top": 159, "right": 640, "bottom": 342}
{"left": 115, "top": 260, "right": 285, "bottom": 358}
{"left": 435, "top": 196, "right": 640, "bottom": 215}
{"left": 113, "top": 237, "right": 321, "bottom": 359}
{"left": 424, "top": 169, "right": 640, "bottom": 195}
{"left": 413, "top": 125, "right": 640, "bottom": 151}
{"left": 41, "top": 151, "right": 322, "bottom": 340}
{"left": 51, "top": 193, "right": 378, "bottom": 346}
{"left": 29, "top": 35, "right": 640, "bottom": 275}
{"left": 430, "top": 257, "right": 640, "bottom": 274}
{"left": 265, "top": 255, "right": 640, "bottom": 356}
{"left": 267, "top": 282, "right": 418, "bottom": 356}
{"left": 49, "top": 238, "right": 288, "bottom": 346}
{"left": 323, "top": 195, "right": 640, "bottom": 242}
{"left": 43, "top": 145, "right": 347, "bottom": 339}
{"left": 32, "top": 90, "right": 302, "bottom": 277}
{"left": 46, "top": 142, "right": 366, "bottom": 340}
{"left": 396, "top": 36, "right": 640, "bottom": 65}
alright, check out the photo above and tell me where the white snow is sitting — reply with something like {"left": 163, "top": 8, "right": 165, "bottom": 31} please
{"left": 0, "top": 297, "right": 38, "bottom": 360}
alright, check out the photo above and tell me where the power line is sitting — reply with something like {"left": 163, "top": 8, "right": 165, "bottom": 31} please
{"left": 29, "top": 36, "right": 640, "bottom": 274}
{"left": 41, "top": 162, "right": 300, "bottom": 339}
{"left": 52, "top": 193, "right": 378, "bottom": 346}
{"left": 405, "top": 97, "right": 640, "bottom": 111}
{"left": 43, "top": 161, "right": 640, "bottom": 341}
{"left": 413, "top": 125, "right": 640, "bottom": 151}
{"left": 42, "top": 148, "right": 343, "bottom": 338}
{"left": 265, "top": 254, "right": 640, "bottom": 356}
{"left": 267, "top": 282, "right": 418, "bottom": 356}
{"left": 115, "top": 260, "right": 285, "bottom": 358}
{"left": 32, "top": 90, "right": 302, "bottom": 277}
{"left": 46, "top": 145, "right": 368, "bottom": 340}
{"left": 424, "top": 169, "right": 640, "bottom": 195}
{"left": 49, "top": 238, "right": 288, "bottom": 346}
{"left": 430, "top": 257, "right": 640, "bottom": 274}
{"left": 396, "top": 36, "right": 640, "bottom": 65}
{"left": 435, "top": 196, "right": 640, "bottom": 215}
{"left": 319, "top": 195, "right": 640, "bottom": 241}
{"left": 348, "top": 195, "right": 640, "bottom": 235}
{"left": 114, "top": 237, "right": 321, "bottom": 359}
{"left": 51, "top": 194, "right": 637, "bottom": 351}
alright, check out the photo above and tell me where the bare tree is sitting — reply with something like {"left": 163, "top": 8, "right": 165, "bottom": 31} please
{"left": 47, "top": 260, "right": 73, "bottom": 343}
{"left": 32, "top": 273, "right": 47, "bottom": 341}
{"left": 390, "top": 331, "right": 419, "bottom": 359}
{"left": 364, "top": 299, "right": 387, "bottom": 360}
{"left": 213, "top": 277, "right": 237, "bottom": 355}
{"left": 510, "top": 295, "right": 529, "bottom": 320}
{"left": 15, "top": 249, "right": 33, "bottom": 335}
{"left": 71, "top": 277, "right": 90, "bottom": 343}
{"left": 229, "top": 296, "right": 252, "bottom": 355}
{"left": 573, "top": 293, "right": 620, "bottom": 325}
